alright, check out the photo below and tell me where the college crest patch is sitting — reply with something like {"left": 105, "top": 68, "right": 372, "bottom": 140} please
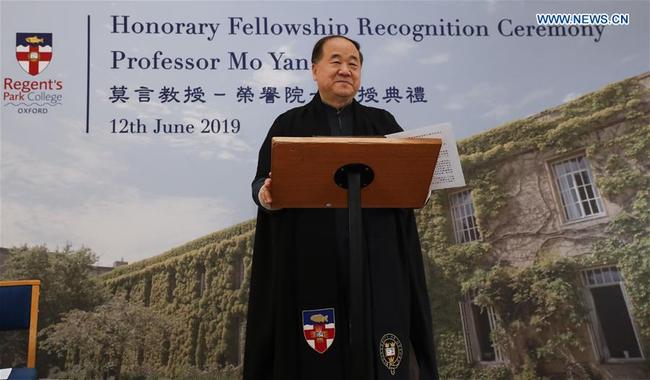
{"left": 379, "top": 333, "right": 403, "bottom": 375}
{"left": 16, "top": 33, "right": 53, "bottom": 76}
{"left": 302, "top": 308, "right": 335, "bottom": 354}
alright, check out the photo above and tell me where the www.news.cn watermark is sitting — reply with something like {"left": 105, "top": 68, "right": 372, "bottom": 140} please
{"left": 536, "top": 13, "right": 630, "bottom": 26}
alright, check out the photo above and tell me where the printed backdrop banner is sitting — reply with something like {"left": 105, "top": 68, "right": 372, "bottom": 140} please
{"left": 1, "top": 1, "right": 648, "bottom": 265}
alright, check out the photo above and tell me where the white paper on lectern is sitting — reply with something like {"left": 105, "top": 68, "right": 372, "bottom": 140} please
{"left": 386, "top": 123, "right": 466, "bottom": 191}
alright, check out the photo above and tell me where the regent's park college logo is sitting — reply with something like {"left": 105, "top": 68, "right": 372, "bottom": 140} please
{"left": 302, "top": 308, "right": 336, "bottom": 354}
{"left": 16, "top": 32, "right": 53, "bottom": 76}
{"left": 3, "top": 32, "right": 64, "bottom": 114}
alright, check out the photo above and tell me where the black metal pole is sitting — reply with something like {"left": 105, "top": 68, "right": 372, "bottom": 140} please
{"left": 347, "top": 169, "right": 368, "bottom": 380}
{"left": 334, "top": 163, "right": 374, "bottom": 379}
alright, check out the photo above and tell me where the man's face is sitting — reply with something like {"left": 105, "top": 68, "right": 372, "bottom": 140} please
{"left": 312, "top": 38, "right": 361, "bottom": 106}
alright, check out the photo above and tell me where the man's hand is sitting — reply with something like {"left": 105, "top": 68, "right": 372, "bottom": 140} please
{"left": 258, "top": 176, "right": 281, "bottom": 211}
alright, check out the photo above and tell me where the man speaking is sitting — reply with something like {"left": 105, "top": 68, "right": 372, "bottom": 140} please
{"left": 244, "top": 35, "right": 438, "bottom": 380}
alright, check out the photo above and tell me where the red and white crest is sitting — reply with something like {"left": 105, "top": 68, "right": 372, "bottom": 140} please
{"left": 16, "top": 33, "right": 53, "bottom": 76}
{"left": 302, "top": 308, "right": 335, "bottom": 354}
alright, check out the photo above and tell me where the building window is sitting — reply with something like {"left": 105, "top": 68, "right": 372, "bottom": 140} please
{"left": 223, "top": 316, "right": 242, "bottom": 366}
{"left": 166, "top": 269, "right": 176, "bottom": 303}
{"left": 238, "top": 256, "right": 245, "bottom": 288}
{"left": 232, "top": 256, "right": 245, "bottom": 290}
{"left": 239, "top": 317, "right": 246, "bottom": 367}
{"left": 125, "top": 286, "right": 132, "bottom": 302}
{"left": 582, "top": 266, "right": 644, "bottom": 360}
{"left": 161, "top": 336, "right": 171, "bottom": 366}
{"left": 459, "top": 296, "right": 504, "bottom": 363}
{"left": 196, "top": 266, "right": 206, "bottom": 298}
{"left": 551, "top": 156, "right": 605, "bottom": 222}
{"left": 143, "top": 274, "right": 152, "bottom": 307}
{"left": 449, "top": 190, "right": 481, "bottom": 243}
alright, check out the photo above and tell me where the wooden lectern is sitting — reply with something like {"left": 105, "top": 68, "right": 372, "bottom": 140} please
{"left": 271, "top": 136, "right": 441, "bottom": 379}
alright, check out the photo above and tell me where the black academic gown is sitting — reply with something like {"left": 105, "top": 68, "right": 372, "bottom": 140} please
{"left": 244, "top": 94, "right": 438, "bottom": 380}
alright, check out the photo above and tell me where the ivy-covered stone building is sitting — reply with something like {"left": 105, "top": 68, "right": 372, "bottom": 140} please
{"left": 102, "top": 222, "right": 255, "bottom": 375}
{"left": 103, "top": 72, "right": 649, "bottom": 379}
